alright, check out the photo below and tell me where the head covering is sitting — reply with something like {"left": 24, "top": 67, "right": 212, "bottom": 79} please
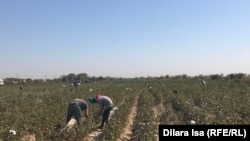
{"left": 88, "top": 96, "right": 96, "bottom": 103}
{"left": 96, "top": 93, "right": 102, "bottom": 99}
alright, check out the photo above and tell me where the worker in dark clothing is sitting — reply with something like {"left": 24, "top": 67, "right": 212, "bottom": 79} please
{"left": 66, "top": 98, "right": 89, "bottom": 125}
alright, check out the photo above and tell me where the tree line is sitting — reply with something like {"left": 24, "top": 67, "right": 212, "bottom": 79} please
{"left": 2, "top": 72, "right": 250, "bottom": 84}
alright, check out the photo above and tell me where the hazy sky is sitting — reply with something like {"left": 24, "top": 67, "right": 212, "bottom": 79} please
{"left": 1, "top": 0, "right": 250, "bottom": 79}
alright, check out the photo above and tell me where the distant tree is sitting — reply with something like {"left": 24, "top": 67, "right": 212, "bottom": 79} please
{"left": 209, "top": 74, "right": 222, "bottom": 80}
{"left": 165, "top": 75, "right": 170, "bottom": 79}
{"left": 172, "top": 74, "right": 188, "bottom": 80}
{"left": 181, "top": 74, "right": 188, "bottom": 79}
{"left": 77, "top": 73, "right": 88, "bottom": 81}
{"left": 97, "top": 76, "right": 104, "bottom": 81}
{"left": 226, "top": 73, "right": 247, "bottom": 80}
{"left": 60, "top": 75, "right": 68, "bottom": 81}
{"left": 67, "top": 73, "right": 77, "bottom": 81}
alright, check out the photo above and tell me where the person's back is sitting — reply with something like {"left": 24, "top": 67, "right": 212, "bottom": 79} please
{"left": 66, "top": 98, "right": 89, "bottom": 125}
{"left": 88, "top": 95, "right": 113, "bottom": 129}
{"left": 96, "top": 96, "right": 113, "bottom": 111}
{"left": 96, "top": 95, "right": 113, "bottom": 129}
{"left": 71, "top": 99, "right": 88, "bottom": 110}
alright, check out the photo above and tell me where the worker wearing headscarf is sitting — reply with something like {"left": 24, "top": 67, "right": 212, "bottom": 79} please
{"left": 88, "top": 95, "right": 113, "bottom": 129}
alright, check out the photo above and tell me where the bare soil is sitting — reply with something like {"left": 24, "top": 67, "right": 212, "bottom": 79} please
{"left": 153, "top": 103, "right": 165, "bottom": 141}
{"left": 21, "top": 134, "right": 36, "bottom": 141}
{"left": 116, "top": 96, "right": 139, "bottom": 141}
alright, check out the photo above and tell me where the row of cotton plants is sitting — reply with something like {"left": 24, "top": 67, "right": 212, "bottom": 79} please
{"left": 1, "top": 78, "right": 249, "bottom": 140}
{"left": 156, "top": 79, "right": 250, "bottom": 125}
{"left": 0, "top": 80, "right": 135, "bottom": 140}
{"left": 95, "top": 81, "right": 141, "bottom": 141}
{"left": 130, "top": 88, "right": 159, "bottom": 141}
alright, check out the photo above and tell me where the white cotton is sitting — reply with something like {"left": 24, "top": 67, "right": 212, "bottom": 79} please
{"left": 9, "top": 130, "right": 17, "bottom": 135}
{"left": 190, "top": 120, "right": 196, "bottom": 125}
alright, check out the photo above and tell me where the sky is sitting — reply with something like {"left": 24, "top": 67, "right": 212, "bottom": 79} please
{"left": 0, "top": 0, "right": 250, "bottom": 79}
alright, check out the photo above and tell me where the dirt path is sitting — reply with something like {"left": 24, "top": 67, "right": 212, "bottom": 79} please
{"left": 153, "top": 103, "right": 165, "bottom": 141}
{"left": 84, "top": 92, "right": 137, "bottom": 141}
{"left": 82, "top": 106, "right": 119, "bottom": 141}
{"left": 116, "top": 95, "right": 139, "bottom": 141}
{"left": 21, "top": 134, "right": 36, "bottom": 141}
{"left": 82, "top": 130, "right": 101, "bottom": 141}
{"left": 153, "top": 103, "right": 165, "bottom": 118}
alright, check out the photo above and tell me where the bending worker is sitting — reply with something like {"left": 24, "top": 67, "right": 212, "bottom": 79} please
{"left": 66, "top": 98, "right": 89, "bottom": 125}
{"left": 88, "top": 95, "right": 113, "bottom": 129}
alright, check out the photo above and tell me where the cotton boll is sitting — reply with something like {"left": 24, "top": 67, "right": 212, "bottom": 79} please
{"left": 9, "top": 130, "right": 17, "bottom": 135}
{"left": 190, "top": 120, "right": 196, "bottom": 125}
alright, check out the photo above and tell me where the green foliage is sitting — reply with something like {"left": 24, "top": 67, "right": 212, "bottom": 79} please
{"left": 0, "top": 78, "right": 249, "bottom": 141}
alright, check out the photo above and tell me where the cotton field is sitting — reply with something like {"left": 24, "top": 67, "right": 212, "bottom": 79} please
{"left": 0, "top": 77, "right": 249, "bottom": 141}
